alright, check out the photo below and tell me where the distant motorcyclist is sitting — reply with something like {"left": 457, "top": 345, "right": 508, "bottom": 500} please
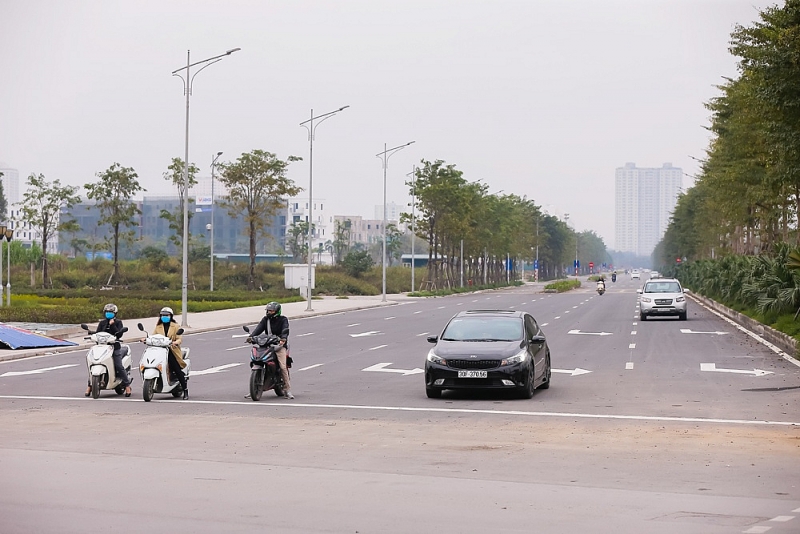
{"left": 611, "top": 272, "right": 617, "bottom": 282}
{"left": 249, "top": 302, "right": 293, "bottom": 399}
{"left": 85, "top": 303, "right": 131, "bottom": 397}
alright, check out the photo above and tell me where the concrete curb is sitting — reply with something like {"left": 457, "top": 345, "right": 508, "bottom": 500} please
{"left": 688, "top": 292, "right": 800, "bottom": 363}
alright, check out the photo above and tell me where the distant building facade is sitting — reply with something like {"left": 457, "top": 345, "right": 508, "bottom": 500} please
{"left": 374, "top": 201, "right": 403, "bottom": 222}
{"left": 614, "top": 162, "right": 682, "bottom": 256}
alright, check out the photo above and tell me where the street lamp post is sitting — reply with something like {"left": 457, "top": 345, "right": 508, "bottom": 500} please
{"left": 406, "top": 165, "right": 416, "bottom": 293}
{"left": 0, "top": 224, "right": 5, "bottom": 308}
{"left": 210, "top": 151, "right": 223, "bottom": 292}
{"left": 172, "top": 47, "right": 240, "bottom": 327}
{"left": 299, "top": 106, "right": 349, "bottom": 312}
{"left": 5, "top": 228, "right": 12, "bottom": 306}
{"left": 376, "top": 141, "right": 415, "bottom": 302}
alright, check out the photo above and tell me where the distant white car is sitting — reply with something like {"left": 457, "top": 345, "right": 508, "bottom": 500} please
{"left": 650, "top": 271, "right": 660, "bottom": 279}
{"left": 631, "top": 270, "right": 640, "bottom": 280}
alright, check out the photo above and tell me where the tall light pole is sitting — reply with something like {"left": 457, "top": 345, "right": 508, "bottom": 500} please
{"left": 406, "top": 165, "right": 416, "bottom": 293}
{"left": 172, "top": 47, "right": 240, "bottom": 327}
{"left": 377, "top": 141, "right": 415, "bottom": 302}
{"left": 210, "top": 151, "right": 223, "bottom": 291}
{"left": 0, "top": 224, "right": 5, "bottom": 308}
{"left": 299, "top": 106, "right": 349, "bottom": 311}
{"left": 5, "top": 228, "right": 12, "bottom": 306}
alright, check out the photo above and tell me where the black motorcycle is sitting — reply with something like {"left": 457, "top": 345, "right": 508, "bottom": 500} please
{"left": 242, "top": 325, "right": 290, "bottom": 401}
{"left": 611, "top": 273, "right": 617, "bottom": 282}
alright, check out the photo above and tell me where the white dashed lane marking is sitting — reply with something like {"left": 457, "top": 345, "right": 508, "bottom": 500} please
{"left": 629, "top": 344, "right": 636, "bottom": 349}
{"left": 626, "top": 362, "right": 634, "bottom": 370}
{"left": 368, "top": 345, "right": 387, "bottom": 351}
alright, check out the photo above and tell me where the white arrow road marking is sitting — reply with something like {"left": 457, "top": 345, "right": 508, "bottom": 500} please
{"left": 298, "top": 364, "right": 323, "bottom": 371}
{"left": 350, "top": 331, "right": 381, "bottom": 338}
{"left": 0, "top": 364, "right": 79, "bottom": 377}
{"left": 362, "top": 363, "right": 424, "bottom": 376}
{"left": 296, "top": 332, "right": 315, "bottom": 337}
{"left": 681, "top": 329, "right": 728, "bottom": 335}
{"left": 368, "top": 345, "right": 387, "bottom": 351}
{"left": 568, "top": 330, "right": 613, "bottom": 336}
{"left": 192, "top": 363, "right": 243, "bottom": 376}
{"left": 700, "top": 363, "right": 773, "bottom": 376}
{"left": 551, "top": 368, "right": 592, "bottom": 376}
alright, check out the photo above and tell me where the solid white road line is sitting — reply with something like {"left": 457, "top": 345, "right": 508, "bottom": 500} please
{"left": 1, "top": 395, "right": 797, "bottom": 426}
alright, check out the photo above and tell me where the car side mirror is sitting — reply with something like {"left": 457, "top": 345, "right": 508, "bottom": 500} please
{"left": 530, "top": 334, "right": 546, "bottom": 344}
{"left": 636, "top": 289, "right": 642, "bottom": 294}
{"left": 427, "top": 336, "right": 438, "bottom": 344}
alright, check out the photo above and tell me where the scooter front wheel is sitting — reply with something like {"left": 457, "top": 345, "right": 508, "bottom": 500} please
{"left": 249, "top": 368, "right": 264, "bottom": 401}
{"left": 90, "top": 375, "right": 101, "bottom": 399}
{"left": 143, "top": 378, "right": 155, "bottom": 402}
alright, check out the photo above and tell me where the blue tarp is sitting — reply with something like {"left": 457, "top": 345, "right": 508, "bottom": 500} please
{"left": 0, "top": 324, "right": 78, "bottom": 350}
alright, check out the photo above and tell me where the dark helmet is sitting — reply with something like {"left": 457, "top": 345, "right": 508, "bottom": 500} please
{"left": 265, "top": 301, "right": 281, "bottom": 317}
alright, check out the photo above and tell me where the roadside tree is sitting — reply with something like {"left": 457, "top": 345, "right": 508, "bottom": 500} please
{"left": 20, "top": 173, "right": 81, "bottom": 288}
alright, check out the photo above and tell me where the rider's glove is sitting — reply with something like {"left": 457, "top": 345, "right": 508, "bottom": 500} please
{"left": 246, "top": 337, "right": 253, "bottom": 343}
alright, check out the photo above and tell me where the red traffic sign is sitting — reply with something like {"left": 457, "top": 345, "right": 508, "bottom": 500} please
{"left": 589, "top": 262, "right": 594, "bottom": 268}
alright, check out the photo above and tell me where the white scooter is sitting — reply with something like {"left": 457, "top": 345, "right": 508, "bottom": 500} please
{"left": 81, "top": 323, "right": 132, "bottom": 399}
{"left": 137, "top": 323, "right": 191, "bottom": 401}
{"left": 596, "top": 280, "right": 606, "bottom": 295}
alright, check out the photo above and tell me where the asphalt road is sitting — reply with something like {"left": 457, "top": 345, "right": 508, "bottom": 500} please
{"left": 1, "top": 277, "right": 799, "bottom": 533}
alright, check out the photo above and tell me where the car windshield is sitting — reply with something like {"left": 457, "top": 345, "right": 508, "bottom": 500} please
{"left": 644, "top": 282, "right": 681, "bottom": 293}
{"left": 441, "top": 316, "right": 523, "bottom": 342}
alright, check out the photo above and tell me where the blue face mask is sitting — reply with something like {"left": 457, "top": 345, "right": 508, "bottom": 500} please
{"left": 160, "top": 315, "right": 170, "bottom": 324}
{"left": 105, "top": 312, "right": 114, "bottom": 320}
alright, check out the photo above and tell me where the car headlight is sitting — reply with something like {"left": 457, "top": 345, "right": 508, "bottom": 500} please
{"left": 427, "top": 349, "right": 447, "bottom": 366}
{"left": 501, "top": 349, "right": 529, "bottom": 366}
{"left": 640, "top": 297, "right": 652, "bottom": 303}
{"left": 676, "top": 296, "right": 685, "bottom": 302}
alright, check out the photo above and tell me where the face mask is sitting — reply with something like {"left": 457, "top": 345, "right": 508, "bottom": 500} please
{"left": 160, "top": 316, "right": 170, "bottom": 324}
{"left": 105, "top": 312, "right": 114, "bottom": 320}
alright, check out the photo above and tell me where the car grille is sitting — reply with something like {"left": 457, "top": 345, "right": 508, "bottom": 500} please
{"left": 448, "top": 359, "right": 500, "bottom": 370}
{"left": 655, "top": 299, "right": 673, "bottom": 305}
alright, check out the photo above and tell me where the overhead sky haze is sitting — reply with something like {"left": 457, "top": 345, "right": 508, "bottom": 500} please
{"left": 0, "top": 0, "right": 776, "bottom": 249}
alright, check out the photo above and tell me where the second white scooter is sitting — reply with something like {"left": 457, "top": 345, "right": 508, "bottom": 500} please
{"left": 137, "top": 323, "right": 191, "bottom": 402}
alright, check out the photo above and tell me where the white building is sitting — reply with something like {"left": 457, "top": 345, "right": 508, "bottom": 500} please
{"left": 287, "top": 197, "right": 333, "bottom": 262}
{"left": 374, "top": 201, "right": 403, "bottom": 222}
{"left": 615, "top": 162, "right": 682, "bottom": 256}
{"left": 0, "top": 163, "right": 21, "bottom": 215}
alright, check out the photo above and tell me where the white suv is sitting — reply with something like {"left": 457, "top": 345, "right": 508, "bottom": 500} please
{"left": 631, "top": 270, "right": 640, "bottom": 280}
{"left": 638, "top": 278, "right": 687, "bottom": 321}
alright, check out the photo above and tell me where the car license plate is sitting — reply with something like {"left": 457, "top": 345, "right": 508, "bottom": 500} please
{"left": 458, "top": 370, "right": 487, "bottom": 378}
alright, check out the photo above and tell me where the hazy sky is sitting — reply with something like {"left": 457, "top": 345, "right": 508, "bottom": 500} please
{"left": 0, "top": 0, "right": 776, "bottom": 249}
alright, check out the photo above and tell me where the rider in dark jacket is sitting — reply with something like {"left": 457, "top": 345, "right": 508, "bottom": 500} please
{"left": 85, "top": 303, "right": 131, "bottom": 397}
{"left": 250, "top": 301, "right": 292, "bottom": 399}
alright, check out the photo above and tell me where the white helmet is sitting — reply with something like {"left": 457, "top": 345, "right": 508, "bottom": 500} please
{"left": 160, "top": 307, "right": 174, "bottom": 316}
{"left": 103, "top": 303, "right": 118, "bottom": 314}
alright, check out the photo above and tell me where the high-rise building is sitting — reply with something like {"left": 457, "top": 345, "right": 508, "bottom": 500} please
{"left": 0, "top": 163, "right": 21, "bottom": 213}
{"left": 615, "top": 162, "right": 682, "bottom": 256}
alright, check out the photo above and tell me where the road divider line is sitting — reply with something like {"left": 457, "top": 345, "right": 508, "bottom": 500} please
{"left": 626, "top": 362, "right": 634, "bottom": 370}
{"left": 0, "top": 364, "right": 79, "bottom": 377}
{"left": 192, "top": 363, "right": 243, "bottom": 376}
{"left": 631, "top": 331, "right": 636, "bottom": 335}
{"left": 2, "top": 395, "right": 797, "bottom": 427}
{"left": 296, "top": 332, "right": 315, "bottom": 337}
{"left": 368, "top": 345, "right": 388, "bottom": 351}
{"left": 346, "top": 323, "right": 360, "bottom": 327}
{"left": 629, "top": 343, "right": 636, "bottom": 349}
{"left": 297, "top": 364, "right": 323, "bottom": 372}
{"left": 413, "top": 311, "right": 422, "bottom": 314}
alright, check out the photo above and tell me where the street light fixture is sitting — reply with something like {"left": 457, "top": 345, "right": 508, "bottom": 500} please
{"left": 299, "top": 106, "right": 349, "bottom": 312}
{"left": 406, "top": 165, "right": 416, "bottom": 293}
{"left": 172, "top": 47, "right": 240, "bottom": 327}
{"left": 210, "top": 151, "right": 223, "bottom": 292}
{"left": 376, "top": 141, "right": 415, "bottom": 302}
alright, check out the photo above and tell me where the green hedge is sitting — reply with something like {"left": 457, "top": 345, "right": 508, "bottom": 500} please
{"left": 543, "top": 279, "right": 581, "bottom": 292}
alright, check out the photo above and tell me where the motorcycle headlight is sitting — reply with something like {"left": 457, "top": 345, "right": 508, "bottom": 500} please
{"left": 427, "top": 349, "right": 446, "bottom": 366}
{"left": 501, "top": 349, "right": 529, "bottom": 366}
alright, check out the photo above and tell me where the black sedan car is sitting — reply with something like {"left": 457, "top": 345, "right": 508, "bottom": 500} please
{"left": 424, "top": 310, "right": 551, "bottom": 399}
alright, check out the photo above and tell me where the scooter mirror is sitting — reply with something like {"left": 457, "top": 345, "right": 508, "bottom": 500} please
{"left": 137, "top": 323, "right": 145, "bottom": 331}
{"left": 176, "top": 328, "right": 185, "bottom": 335}
{"left": 80, "top": 324, "right": 89, "bottom": 331}
{"left": 242, "top": 325, "right": 251, "bottom": 333}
